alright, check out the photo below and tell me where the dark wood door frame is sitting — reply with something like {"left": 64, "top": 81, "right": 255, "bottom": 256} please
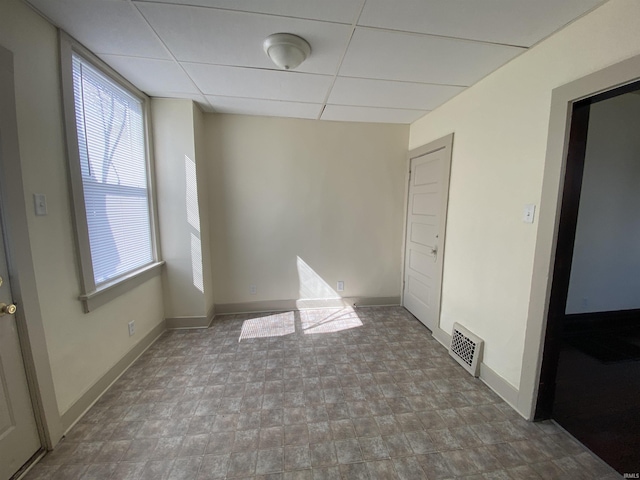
{"left": 534, "top": 101, "right": 590, "bottom": 419}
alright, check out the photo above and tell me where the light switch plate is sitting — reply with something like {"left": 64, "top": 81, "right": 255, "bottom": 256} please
{"left": 337, "top": 281, "right": 344, "bottom": 292}
{"left": 34, "top": 193, "right": 48, "bottom": 216}
{"left": 523, "top": 204, "right": 536, "bottom": 224}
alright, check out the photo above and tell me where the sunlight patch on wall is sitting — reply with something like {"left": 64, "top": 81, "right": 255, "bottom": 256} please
{"left": 185, "top": 155, "right": 200, "bottom": 231}
{"left": 296, "top": 256, "right": 340, "bottom": 300}
{"left": 301, "top": 306, "right": 362, "bottom": 334}
{"left": 186, "top": 155, "right": 203, "bottom": 292}
{"left": 190, "top": 232, "right": 204, "bottom": 293}
{"left": 239, "top": 312, "right": 296, "bottom": 341}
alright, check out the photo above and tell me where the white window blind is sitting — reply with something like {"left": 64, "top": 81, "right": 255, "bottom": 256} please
{"left": 72, "top": 54, "right": 153, "bottom": 286}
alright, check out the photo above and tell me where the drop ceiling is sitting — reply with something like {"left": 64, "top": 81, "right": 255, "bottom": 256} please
{"left": 25, "top": 0, "right": 606, "bottom": 124}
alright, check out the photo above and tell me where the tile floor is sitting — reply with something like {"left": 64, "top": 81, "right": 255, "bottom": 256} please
{"left": 24, "top": 306, "right": 621, "bottom": 479}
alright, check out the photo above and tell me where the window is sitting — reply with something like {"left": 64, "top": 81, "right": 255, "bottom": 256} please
{"left": 61, "top": 35, "right": 162, "bottom": 312}
{"left": 72, "top": 54, "right": 153, "bottom": 283}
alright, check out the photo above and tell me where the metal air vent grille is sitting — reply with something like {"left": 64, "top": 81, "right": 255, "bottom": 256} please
{"left": 449, "top": 323, "right": 483, "bottom": 377}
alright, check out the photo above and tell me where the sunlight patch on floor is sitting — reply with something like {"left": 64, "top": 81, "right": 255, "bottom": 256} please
{"left": 239, "top": 312, "right": 295, "bottom": 341}
{"left": 301, "top": 306, "right": 362, "bottom": 334}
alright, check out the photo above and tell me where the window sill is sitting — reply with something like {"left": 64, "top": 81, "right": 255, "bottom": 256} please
{"left": 79, "top": 261, "right": 165, "bottom": 313}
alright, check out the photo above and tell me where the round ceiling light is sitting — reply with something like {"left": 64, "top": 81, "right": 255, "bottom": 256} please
{"left": 263, "top": 33, "right": 311, "bottom": 71}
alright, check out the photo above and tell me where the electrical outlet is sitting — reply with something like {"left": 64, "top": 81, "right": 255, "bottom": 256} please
{"left": 128, "top": 321, "right": 135, "bottom": 337}
{"left": 249, "top": 285, "right": 257, "bottom": 295}
{"left": 337, "top": 281, "right": 344, "bottom": 292}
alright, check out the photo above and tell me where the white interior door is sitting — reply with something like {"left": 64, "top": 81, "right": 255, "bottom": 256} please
{"left": 403, "top": 136, "right": 452, "bottom": 332}
{"left": 0, "top": 188, "right": 41, "bottom": 478}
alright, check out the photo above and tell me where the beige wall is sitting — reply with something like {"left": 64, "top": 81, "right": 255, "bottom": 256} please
{"left": 152, "top": 98, "right": 210, "bottom": 319}
{"left": 152, "top": 98, "right": 214, "bottom": 321}
{"left": 205, "top": 114, "right": 408, "bottom": 307}
{"left": 409, "top": 0, "right": 640, "bottom": 391}
{"left": 0, "top": 0, "right": 164, "bottom": 415}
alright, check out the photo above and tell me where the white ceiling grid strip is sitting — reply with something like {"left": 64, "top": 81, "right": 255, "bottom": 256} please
{"left": 318, "top": 0, "right": 367, "bottom": 121}
{"left": 134, "top": 0, "right": 363, "bottom": 25}
{"left": 131, "top": 0, "right": 217, "bottom": 112}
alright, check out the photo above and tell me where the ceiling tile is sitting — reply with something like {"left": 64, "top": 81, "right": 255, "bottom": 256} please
{"left": 339, "top": 28, "right": 525, "bottom": 85}
{"left": 27, "top": 0, "right": 170, "bottom": 59}
{"left": 329, "top": 77, "right": 465, "bottom": 111}
{"left": 183, "top": 63, "right": 333, "bottom": 103}
{"left": 136, "top": 3, "right": 352, "bottom": 75}
{"left": 99, "top": 55, "right": 199, "bottom": 95}
{"left": 133, "top": 0, "right": 362, "bottom": 24}
{"left": 206, "top": 96, "right": 322, "bottom": 119}
{"left": 322, "top": 105, "right": 427, "bottom": 124}
{"left": 359, "top": 0, "right": 605, "bottom": 47}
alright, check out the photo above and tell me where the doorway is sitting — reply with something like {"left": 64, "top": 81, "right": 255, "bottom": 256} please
{"left": 0, "top": 104, "right": 41, "bottom": 480}
{"left": 403, "top": 134, "right": 452, "bottom": 334}
{"left": 0, "top": 43, "right": 63, "bottom": 478}
{"left": 536, "top": 81, "right": 640, "bottom": 475}
{"left": 0, "top": 189, "right": 42, "bottom": 479}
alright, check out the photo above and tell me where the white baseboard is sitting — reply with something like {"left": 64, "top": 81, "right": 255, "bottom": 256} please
{"left": 166, "top": 305, "right": 215, "bottom": 329}
{"left": 432, "top": 326, "right": 451, "bottom": 348}
{"left": 165, "top": 316, "right": 211, "bottom": 329}
{"left": 60, "top": 320, "right": 166, "bottom": 432}
{"left": 214, "top": 296, "right": 400, "bottom": 315}
{"left": 479, "top": 362, "right": 521, "bottom": 415}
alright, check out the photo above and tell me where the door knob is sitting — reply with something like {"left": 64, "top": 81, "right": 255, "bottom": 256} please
{"left": 0, "top": 303, "right": 17, "bottom": 316}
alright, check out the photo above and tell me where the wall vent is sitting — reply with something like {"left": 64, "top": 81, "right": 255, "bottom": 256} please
{"left": 449, "top": 323, "right": 484, "bottom": 377}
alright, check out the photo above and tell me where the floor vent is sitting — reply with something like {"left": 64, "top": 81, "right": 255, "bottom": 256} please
{"left": 449, "top": 323, "right": 483, "bottom": 377}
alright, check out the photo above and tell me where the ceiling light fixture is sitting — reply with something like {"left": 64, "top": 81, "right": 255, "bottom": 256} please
{"left": 263, "top": 33, "right": 311, "bottom": 71}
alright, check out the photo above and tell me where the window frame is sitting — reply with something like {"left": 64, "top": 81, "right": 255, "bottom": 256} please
{"left": 60, "top": 32, "right": 163, "bottom": 313}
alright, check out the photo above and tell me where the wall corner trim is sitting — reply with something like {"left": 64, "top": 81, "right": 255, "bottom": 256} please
{"left": 166, "top": 304, "right": 216, "bottom": 330}
{"left": 60, "top": 320, "right": 166, "bottom": 433}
